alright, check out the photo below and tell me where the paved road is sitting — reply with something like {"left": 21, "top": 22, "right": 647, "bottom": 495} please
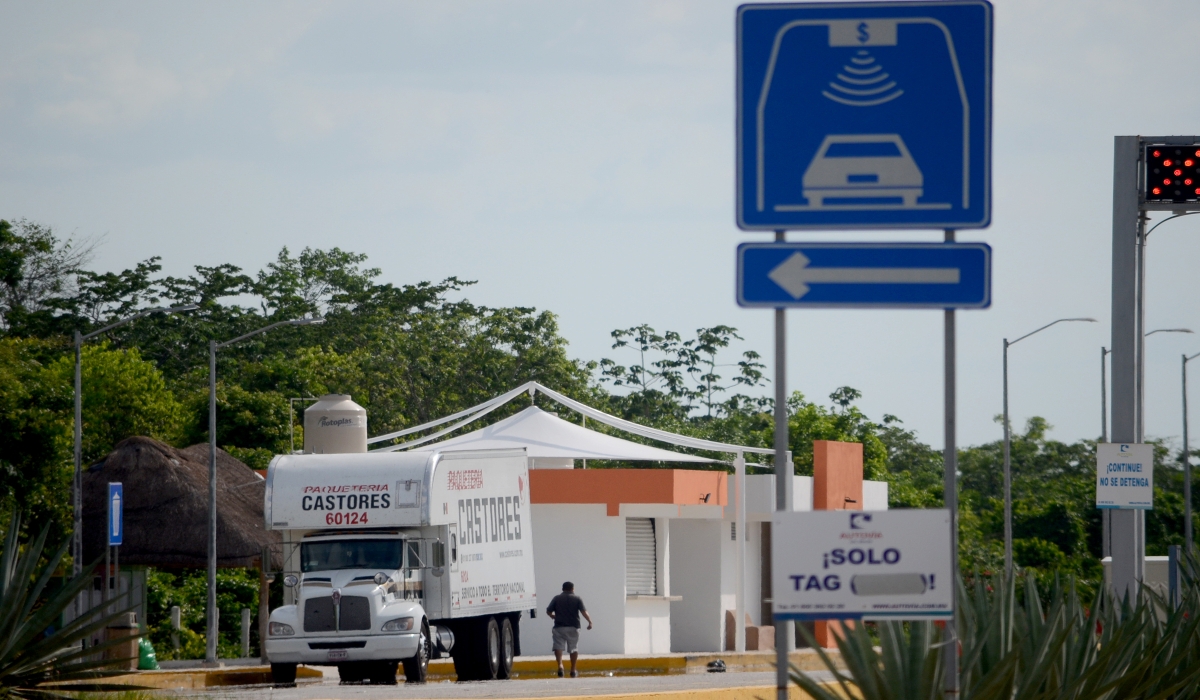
{"left": 176, "top": 670, "right": 836, "bottom": 699}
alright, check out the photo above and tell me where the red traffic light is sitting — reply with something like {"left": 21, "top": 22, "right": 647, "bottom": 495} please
{"left": 1146, "top": 144, "right": 1200, "bottom": 202}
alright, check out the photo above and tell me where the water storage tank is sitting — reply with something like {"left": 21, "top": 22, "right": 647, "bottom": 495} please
{"left": 303, "top": 394, "right": 368, "bottom": 454}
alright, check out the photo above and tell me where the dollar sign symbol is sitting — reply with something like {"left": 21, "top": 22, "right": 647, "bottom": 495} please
{"left": 857, "top": 22, "right": 869, "bottom": 43}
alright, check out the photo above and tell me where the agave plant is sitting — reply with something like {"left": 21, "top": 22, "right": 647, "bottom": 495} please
{"left": 789, "top": 620, "right": 945, "bottom": 700}
{"left": 0, "top": 510, "right": 141, "bottom": 698}
{"left": 791, "top": 564, "right": 1200, "bottom": 700}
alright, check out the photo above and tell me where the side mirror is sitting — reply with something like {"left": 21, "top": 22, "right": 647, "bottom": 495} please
{"left": 283, "top": 574, "right": 299, "bottom": 588}
{"left": 432, "top": 541, "right": 447, "bottom": 568}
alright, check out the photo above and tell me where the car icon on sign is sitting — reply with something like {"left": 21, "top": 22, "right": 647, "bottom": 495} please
{"left": 802, "top": 134, "right": 923, "bottom": 208}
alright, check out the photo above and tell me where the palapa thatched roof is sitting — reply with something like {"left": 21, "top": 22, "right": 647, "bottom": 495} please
{"left": 83, "top": 436, "right": 280, "bottom": 569}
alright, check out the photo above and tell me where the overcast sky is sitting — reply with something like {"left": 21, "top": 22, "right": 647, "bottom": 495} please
{"left": 3, "top": 0, "right": 1200, "bottom": 450}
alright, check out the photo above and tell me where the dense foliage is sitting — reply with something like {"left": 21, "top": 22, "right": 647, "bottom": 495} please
{"left": 0, "top": 510, "right": 136, "bottom": 697}
{"left": 794, "top": 568, "right": 1200, "bottom": 700}
{"left": 0, "top": 218, "right": 1194, "bottom": 657}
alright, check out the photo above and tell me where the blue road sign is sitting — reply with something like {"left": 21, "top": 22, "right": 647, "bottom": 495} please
{"left": 108, "top": 482, "right": 123, "bottom": 546}
{"left": 737, "top": 242, "right": 991, "bottom": 308}
{"left": 737, "top": 1, "right": 993, "bottom": 230}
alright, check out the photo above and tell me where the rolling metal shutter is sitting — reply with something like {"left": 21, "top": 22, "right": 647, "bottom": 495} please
{"left": 625, "top": 518, "right": 657, "bottom": 596}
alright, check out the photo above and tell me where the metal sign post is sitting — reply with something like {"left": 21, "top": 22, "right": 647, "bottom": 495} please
{"left": 107, "top": 483, "right": 123, "bottom": 609}
{"left": 737, "top": 4, "right": 992, "bottom": 697}
{"left": 1109, "top": 136, "right": 1200, "bottom": 598}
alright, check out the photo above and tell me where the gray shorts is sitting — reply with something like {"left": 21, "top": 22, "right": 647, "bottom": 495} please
{"left": 551, "top": 626, "right": 580, "bottom": 653}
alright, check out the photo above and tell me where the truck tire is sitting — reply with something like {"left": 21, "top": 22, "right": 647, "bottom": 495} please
{"left": 497, "top": 616, "right": 515, "bottom": 679}
{"left": 401, "top": 623, "right": 430, "bottom": 683}
{"left": 271, "top": 662, "right": 297, "bottom": 686}
{"left": 482, "top": 616, "right": 502, "bottom": 680}
{"left": 449, "top": 620, "right": 476, "bottom": 681}
{"left": 339, "top": 661, "right": 369, "bottom": 684}
{"left": 368, "top": 661, "right": 399, "bottom": 685}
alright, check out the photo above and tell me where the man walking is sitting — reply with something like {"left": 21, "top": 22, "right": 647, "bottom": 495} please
{"left": 547, "top": 581, "right": 592, "bottom": 678}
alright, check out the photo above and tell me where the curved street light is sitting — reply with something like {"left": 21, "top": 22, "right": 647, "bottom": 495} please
{"left": 74, "top": 303, "right": 197, "bottom": 618}
{"left": 1183, "top": 347, "right": 1200, "bottom": 551}
{"left": 1003, "top": 317, "right": 1097, "bottom": 577}
{"left": 206, "top": 317, "right": 325, "bottom": 665}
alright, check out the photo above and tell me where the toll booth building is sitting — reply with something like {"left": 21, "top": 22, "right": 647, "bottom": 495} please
{"left": 408, "top": 383, "right": 888, "bottom": 655}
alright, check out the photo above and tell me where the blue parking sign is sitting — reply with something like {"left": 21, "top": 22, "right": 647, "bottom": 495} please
{"left": 108, "top": 482, "right": 123, "bottom": 546}
{"left": 737, "top": 1, "right": 993, "bottom": 230}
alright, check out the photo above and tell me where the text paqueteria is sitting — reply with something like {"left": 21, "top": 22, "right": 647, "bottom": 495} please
{"left": 302, "top": 484, "right": 388, "bottom": 494}
{"left": 447, "top": 470, "right": 484, "bottom": 490}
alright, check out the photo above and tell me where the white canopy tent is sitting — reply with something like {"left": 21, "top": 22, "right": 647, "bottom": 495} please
{"left": 365, "top": 381, "right": 776, "bottom": 652}
{"left": 432, "top": 405, "right": 712, "bottom": 464}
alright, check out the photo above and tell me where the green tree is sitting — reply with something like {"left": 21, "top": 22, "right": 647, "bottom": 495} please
{"left": 45, "top": 343, "right": 183, "bottom": 463}
{"left": 0, "top": 338, "right": 72, "bottom": 539}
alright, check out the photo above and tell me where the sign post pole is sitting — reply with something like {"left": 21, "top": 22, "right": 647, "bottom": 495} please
{"left": 1110, "top": 136, "right": 1143, "bottom": 599}
{"left": 106, "top": 483, "right": 123, "bottom": 612}
{"left": 738, "top": 6, "right": 991, "bottom": 696}
{"left": 943, "top": 230, "right": 958, "bottom": 698}
{"left": 774, "top": 231, "right": 790, "bottom": 700}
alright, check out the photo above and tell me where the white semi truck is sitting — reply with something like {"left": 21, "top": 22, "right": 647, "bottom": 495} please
{"left": 263, "top": 448, "right": 536, "bottom": 684}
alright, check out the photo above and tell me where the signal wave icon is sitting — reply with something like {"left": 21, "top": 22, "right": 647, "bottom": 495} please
{"left": 823, "top": 50, "right": 903, "bottom": 107}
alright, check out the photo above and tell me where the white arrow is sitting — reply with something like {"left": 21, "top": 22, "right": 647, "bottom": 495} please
{"left": 767, "top": 251, "right": 960, "bottom": 300}
{"left": 111, "top": 491, "right": 121, "bottom": 538}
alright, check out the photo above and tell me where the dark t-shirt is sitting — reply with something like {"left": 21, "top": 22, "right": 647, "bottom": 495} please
{"left": 547, "top": 592, "right": 587, "bottom": 628}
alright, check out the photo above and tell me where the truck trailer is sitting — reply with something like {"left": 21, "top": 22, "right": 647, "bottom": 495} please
{"left": 263, "top": 448, "right": 536, "bottom": 684}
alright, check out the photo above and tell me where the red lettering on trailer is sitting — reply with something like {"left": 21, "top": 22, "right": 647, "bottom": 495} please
{"left": 447, "top": 470, "right": 484, "bottom": 490}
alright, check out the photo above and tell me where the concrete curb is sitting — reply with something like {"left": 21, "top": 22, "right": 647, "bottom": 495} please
{"left": 411, "top": 686, "right": 835, "bottom": 700}
{"left": 99, "top": 665, "right": 324, "bottom": 689}
{"left": 429, "top": 650, "right": 844, "bottom": 681}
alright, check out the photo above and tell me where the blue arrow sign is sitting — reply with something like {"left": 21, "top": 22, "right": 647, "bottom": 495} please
{"left": 737, "top": 242, "right": 991, "bottom": 308}
{"left": 737, "top": 1, "right": 993, "bottom": 230}
{"left": 108, "top": 482, "right": 123, "bottom": 546}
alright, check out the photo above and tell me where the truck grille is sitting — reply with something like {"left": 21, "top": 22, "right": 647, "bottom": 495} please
{"left": 302, "top": 595, "right": 372, "bottom": 632}
{"left": 339, "top": 596, "right": 371, "bottom": 631}
{"left": 304, "top": 597, "right": 336, "bottom": 632}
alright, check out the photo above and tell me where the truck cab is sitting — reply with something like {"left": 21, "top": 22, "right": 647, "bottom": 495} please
{"left": 263, "top": 448, "right": 535, "bottom": 684}
{"left": 265, "top": 531, "right": 444, "bottom": 684}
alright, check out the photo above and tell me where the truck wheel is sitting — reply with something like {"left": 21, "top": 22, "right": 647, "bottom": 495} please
{"left": 402, "top": 623, "right": 430, "bottom": 684}
{"left": 339, "top": 661, "right": 368, "bottom": 684}
{"left": 271, "top": 662, "right": 297, "bottom": 686}
{"left": 497, "top": 617, "right": 515, "bottom": 679}
{"left": 482, "top": 616, "right": 501, "bottom": 680}
{"left": 369, "top": 661, "right": 399, "bottom": 685}
{"left": 450, "top": 622, "right": 476, "bottom": 682}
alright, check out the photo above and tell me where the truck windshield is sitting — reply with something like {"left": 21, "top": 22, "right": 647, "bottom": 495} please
{"left": 301, "top": 539, "right": 404, "bottom": 572}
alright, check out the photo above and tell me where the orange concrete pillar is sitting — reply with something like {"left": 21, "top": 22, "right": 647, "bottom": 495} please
{"left": 812, "top": 440, "right": 863, "bottom": 648}
{"left": 813, "top": 440, "right": 863, "bottom": 511}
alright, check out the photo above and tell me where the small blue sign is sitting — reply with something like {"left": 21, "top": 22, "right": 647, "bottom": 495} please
{"left": 107, "top": 482, "right": 123, "bottom": 546}
{"left": 737, "top": 1, "right": 993, "bottom": 230}
{"left": 737, "top": 242, "right": 991, "bottom": 308}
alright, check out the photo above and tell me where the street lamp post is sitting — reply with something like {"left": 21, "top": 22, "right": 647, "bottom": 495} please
{"left": 207, "top": 317, "right": 324, "bottom": 665}
{"left": 1102, "top": 328, "right": 1191, "bottom": 560}
{"left": 1002, "top": 317, "right": 1096, "bottom": 577}
{"left": 73, "top": 304, "right": 197, "bottom": 618}
{"left": 1183, "top": 349, "right": 1200, "bottom": 552}
{"left": 1102, "top": 347, "right": 1112, "bottom": 443}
